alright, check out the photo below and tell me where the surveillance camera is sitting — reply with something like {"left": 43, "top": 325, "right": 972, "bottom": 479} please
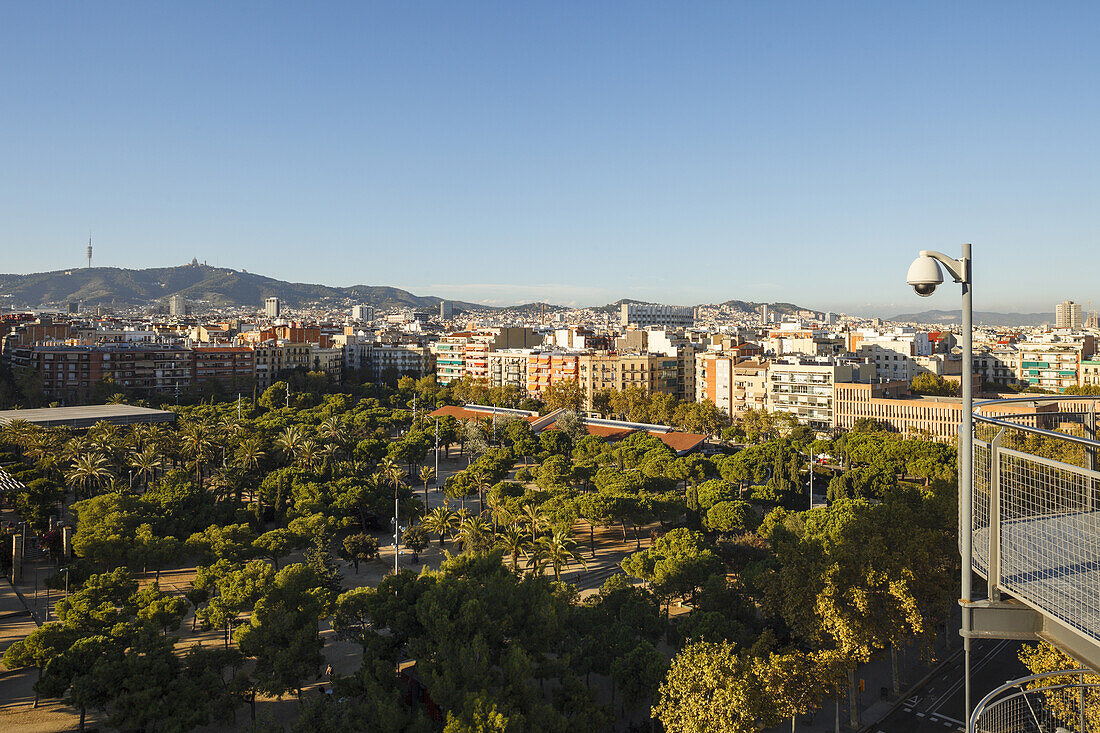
{"left": 906, "top": 255, "right": 943, "bottom": 298}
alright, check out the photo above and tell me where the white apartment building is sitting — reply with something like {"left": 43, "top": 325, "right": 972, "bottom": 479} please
{"left": 351, "top": 305, "right": 374, "bottom": 321}
{"left": 853, "top": 328, "right": 933, "bottom": 381}
{"left": 763, "top": 322, "right": 844, "bottom": 357}
{"left": 1056, "top": 300, "right": 1083, "bottom": 329}
{"left": 973, "top": 345, "right": 1019, "bottom": 387}
{"left": 487, "top": 349, "right": 531, "bottom": 390}
{"left": 620, "top": 303, "right": 695, "bottom": 329}
{"left": 264, "top": 297, "right": 281, "bottom": 318}
{"left": 766, "top": 358, "right": 865, "bottom": 432}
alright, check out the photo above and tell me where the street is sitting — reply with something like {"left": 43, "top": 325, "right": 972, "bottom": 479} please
{"left": 872, "top": 639, "right": 1027, "bottom": 732}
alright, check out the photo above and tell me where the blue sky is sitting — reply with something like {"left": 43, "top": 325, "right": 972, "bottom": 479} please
{"left": 1, "top": 2, "right": 1097, "bottom": 315}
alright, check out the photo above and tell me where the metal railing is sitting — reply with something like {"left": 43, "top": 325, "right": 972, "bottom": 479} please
{"left": 971, "top": 669, "right": 1099, "bottom": 732}
{"left": 971, "top": 396, "right": 1100, "bottom": 662}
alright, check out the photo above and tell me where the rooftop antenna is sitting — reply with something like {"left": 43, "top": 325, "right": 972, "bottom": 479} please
{"left": 86, "top": 231, "right": 93, "bottom": 268}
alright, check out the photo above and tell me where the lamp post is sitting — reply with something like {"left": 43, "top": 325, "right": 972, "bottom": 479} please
{"left": 906, "top": 243, "right": 972, "bottom": 719}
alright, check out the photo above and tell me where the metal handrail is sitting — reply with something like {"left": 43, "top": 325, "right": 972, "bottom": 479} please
{"left": 973, "top": 395, "right": 1100, "bottom": 449}
{"left": 969, "top": 668, "right": 1099, "bottom": 732}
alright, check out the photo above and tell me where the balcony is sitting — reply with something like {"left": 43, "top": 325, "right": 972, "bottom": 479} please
{"left": 967, "top": 395, "right": 1100, "bottom": 722}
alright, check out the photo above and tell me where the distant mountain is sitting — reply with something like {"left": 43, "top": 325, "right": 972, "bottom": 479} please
{"left": 595, "top": 298, "right": 819, "bottom": 317}
{"left": 0, "top": 264, "right": 487, "bottom": 312}
{"left": 888, "top": 309, "right": 1053, "bottom": 327}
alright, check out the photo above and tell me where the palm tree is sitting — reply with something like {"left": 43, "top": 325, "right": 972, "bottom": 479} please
{"left": 418, "top": 466, "right": 436, "bottom": 516}
{"left": 129, "top": 445, "right": 162, "bottom": 491}
{"left": 298, "top": 439, "right": 320, "bottom": 470}
{"left": 527, "top": 527, "right": 587, "bottom": 581}
{"left": 274, "top": 425, "right": 306, "bottom": 466}
{"left": 379, "top": 456, "right": 404, "bottom": 493}
{"left": 455, "top": 515, "right": 493, "bottom": 554}
{"left": 423, "top": 506, "right": 459, "bottom": 547}
{"left": 319, "top": 416, "right": 348, "bottom": 456}
{"left": 518, "top": 504, "right": 547, "bottom": 545}
{"left": 178, "top": 422, "right": 214, "bottom": 483}
{"left": 66, "top": 453, "right": 114, "bottom": 499}
{"left": 470, "top": 470, "right": 491, "bottom": 515}
{"left": 497, "top": 525, "right": 532, "bottom": 572}
{"left": 235, "top": 435, "right": 266, "bottom": 474}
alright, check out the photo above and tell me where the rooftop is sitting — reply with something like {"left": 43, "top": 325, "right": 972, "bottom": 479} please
{"left": 0, "top": 404, "right": 177, "bottom": 429}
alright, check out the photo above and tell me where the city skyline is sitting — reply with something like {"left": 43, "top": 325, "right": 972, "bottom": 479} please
{"left": 3, "top": 3, "right": 1099, "bottom": 311}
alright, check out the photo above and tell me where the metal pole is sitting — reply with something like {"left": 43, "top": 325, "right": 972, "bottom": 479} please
{"left": 394, "top": 483, "right": 400, "bottom": 576}
{"left": 959, "top": 242, "right": 974, "bottom": 728}
{"left": 808, "top": 448, "right": 813, "bottom": 509}
{"left": 434, "top": 418, "right": 440, "bottom": 481}
{"left": 1080, "top": 670, "right": 1087, "bottom": 733}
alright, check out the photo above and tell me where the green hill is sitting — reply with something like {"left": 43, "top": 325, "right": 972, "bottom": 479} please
{"left": 0, "top": 264, "right": 485, "bottom": 311}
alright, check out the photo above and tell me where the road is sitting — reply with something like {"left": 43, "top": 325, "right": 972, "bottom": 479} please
{"left": 872, "top": 639, "right": 1027, "bottom": 732}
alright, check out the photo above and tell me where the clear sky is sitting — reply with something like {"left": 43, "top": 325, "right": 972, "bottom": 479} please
{"left": 1, "top": 2, "right": 1097, "bottom": 315}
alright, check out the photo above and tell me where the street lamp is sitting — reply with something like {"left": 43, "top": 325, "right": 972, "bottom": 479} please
{"left": 906, "top": 244, "right": 973, "bottom": 718}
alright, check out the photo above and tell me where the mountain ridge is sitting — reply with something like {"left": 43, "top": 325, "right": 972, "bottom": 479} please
{"left": 888, "top": 308, "right": 1053, "bottom": 327}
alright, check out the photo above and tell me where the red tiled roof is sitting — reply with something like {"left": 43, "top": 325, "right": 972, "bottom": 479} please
{"left": 429, "top": 405, "right": 488, "bottom": 421}
{"left": 649, "top": 431, "right": 707, "bottom": 453}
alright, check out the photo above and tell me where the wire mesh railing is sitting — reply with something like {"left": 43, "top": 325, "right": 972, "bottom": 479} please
{"left": 971, "top": 670, "right": 1100, "bottom": 733}
{"left": 972, "top": 397, "right": 1100, "bottom": 651}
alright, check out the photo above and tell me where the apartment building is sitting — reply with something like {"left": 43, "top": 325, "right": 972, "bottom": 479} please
{"left": 1056, "top": 300, "right": 1083, "bottom": 329}
{"left": 695, "top": 353, "right": 769, "bottom": 419}
{"left": 620, "top": 303, "right": 695, "bottom": 329}
{"left": 487, "top": 349, "right": 530, "bottom": 390}
{"left": 767, "top": 358, "right": 863, "bottom": 432}
{"left": 576, "top": 352, "right": 678, "bottom": 405}
{"left": 8, "top": 344, "right": 193, "bottom": 399}
{"left": 973, "top": 345, "right": 1019, "bottom": 387}
{"left": 432, "top": 328, "right": 539, "bottom": 384}
{"left": 527, "top": 352, "right": 581, "bottom": 396}
{"left": 192, "top": 346, "right": 255, "bottom": 389}
{"left": 1081, "top": 360, "right": 1100, "bottom": 388}
{"left": 1015, "top": 335, "right": 1096, "bottom": 392}
{"left": 763, "top": 322, "right": 845, "bottom": 357}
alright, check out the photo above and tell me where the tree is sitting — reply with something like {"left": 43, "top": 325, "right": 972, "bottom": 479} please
{"left": 527, "top": 527, "right": 587, "bottom": 581}
{"left": 196, "top": 559, "right": 275, "bottom": 647}
{"left": 419, "top": 465, "right": 436, "bottom": 513}
{"left": 37, "top": 634, "right": 123, "bottom": 732}
{"left": 65, "top": 452, "right": 113, "bottom": 499}
{"left": 910, "top": 372, "right": 960, "bottom": 397}
{"left": 424, "top": 506, "right": 460, "bottom": 547}
{"left": 705, "top": 500, "right": 752, "bottom": 535}
{"left": 133, "top": 523, "right": 181, "bottom": 580}
{"left": 186, "top": 523, "right": 258, "bottom": 564}
{"left": 611, "top": 640, "right": 666, "bottom": 720}
{"left": 653, "top": 640, "right": 762, "bottom": 733}
{"left": 496, "top": 525, "right": 532, "bottom": 572}
{"left": 236, "top": 563, "right": 327, "bottom": 700}
{"left": 1, "top": 622, "right": 74, "bottom": 707}
{"left": 253, "top": 528, "right": 297, "bottom": 570}
{"left": 404, "top": 522, "right": 430, "bottom": 561}
{"left": 622, "top": 528, "right": 721, "bottom": 609}
{"left": 455, "top": 515, "right": 494, "bottom": 554}
{"left": 541, "top": 379, "right": 584, "bottom": 412}
{"left": 340, "top": 532, "right": 380, "bottom": 573}
{"left": 332, "top": 587, "right": 375, "bottom": 656}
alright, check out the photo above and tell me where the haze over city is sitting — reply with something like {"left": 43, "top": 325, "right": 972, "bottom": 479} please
{"left": 3, "top": 3, "right": 1099, "bottom": 311}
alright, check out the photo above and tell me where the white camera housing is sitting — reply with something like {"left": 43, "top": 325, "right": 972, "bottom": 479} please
{"left": 907, "top": 255, "right": 944, "bottom": 297}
